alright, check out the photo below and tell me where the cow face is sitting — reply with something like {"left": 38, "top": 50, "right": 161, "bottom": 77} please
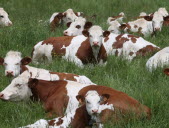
{"left": 76, "top": 91, "right": 109, "bottom": 115}
{"left": 0, "top": 51, "right": 32, "bottom": 77}
{"left": 152, "top": 11, "right": 164, "bottom": 31}
{"left": 108, "top": 21, "right": 121, "bottom": 34}
{"left": 0, "top": 71, "right": 32, "bottom": 101}
{"left": 63, "top": 17, "right": 92, "bottom": 36}
{"left": 62, "top": 9, "right": 78, "bottom": 24}
{"left": 0, "top": 8, "right": 12, "bottom": 27}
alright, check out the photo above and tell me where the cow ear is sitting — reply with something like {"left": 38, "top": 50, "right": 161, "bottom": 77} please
{"left": 101, "top": 94, "right": 110, "bottom": 102}
{"left": 66, "top": 22, "right": 72, "bottom": 27}
{"left": 84, "top": 22, "right": 93, "bottom": 30}
{"left": 103, "top": 31, "right": 110, "bottom": 37}
{"left": 119, "top": 24, "right": 127, "bottom": 30}
{"left": 76, "top": 95, "right": 85, "bottom": 104}
{"left": 164, "top": 16, "right": 169, "bottom": 21}
{"left": 164, "top": 68, "right": 169, "bottom": 76}
{"left": 21, "top": 57, "right": 32, "bottom": 65}
{"left": 82, "top": 30, "right": 89, "bottom": 37}
{"left": 0, "top": 57, "right": 4, "bottom": 65}
{"left": 56, "top": 13, "right": 63, "bottom": 19}
{"left": 144, "top": 16, "right": 153, "bottom": 21}
{"left": 28, "top": 78, "right": 39, "bottom": 88}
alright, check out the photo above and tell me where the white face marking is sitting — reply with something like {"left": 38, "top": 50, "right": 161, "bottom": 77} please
{"left": 3, "top": 51, "right": 22, "bottom": 77}
{"left": 0, "top": 8, "right": 12, "bottom": 27}
{"left": 64, "top": 17, "right": 86, "bottom": 36}
{"left": 152, "top": 11, "right": 164, "bottom": 31}
{"left": 85, "top": 91, "right": 102, "bottom": 115}
{"left": 88, "top": 26, "right": 103, "bottom": 48}
{"left": 63, "top": 9, "right": 78, "bottom": 24}
{"left": 0, "top": 71, "right": 32, "bottom": 101}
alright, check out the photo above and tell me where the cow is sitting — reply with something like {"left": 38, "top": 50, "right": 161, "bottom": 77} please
{"left": 108, "top": 20, "right": 121, "bottom": 34}
{"left": 103, "top": 32, "right": 160, "bottom": 61}
{"left": 32, "top": 26, "right": 108, "bottom": 67}
{"left": 146, "top": 47, "right": 169, "bottom": 71}
{"left": 0, "top": 71, "right": 94, "bottom": 116}
{"left": 63, "top": 17, "right": 93, "bottom": 36}
{"left": 107, "top": 12, "right": 125, "bottom": 25}
{"left": 21, "top": 85, "right": 151, "bottom": 128}
{"left": 0, "top": 51, "right": 94, "bottom": 84}
{"left": 0, "top": 8, "right": 12, "bottom": 27}
{"left": 50, "top": 9, "right": 83, "bottom": 31}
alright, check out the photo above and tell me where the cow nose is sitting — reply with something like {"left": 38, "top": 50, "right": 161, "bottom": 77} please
{"left": 8, "top": 22, "right": 12, "bottom": 26}
{"left": 155, "top": 28, "right": 160, "bottom": 31}
{"left": 93, "top": 42, "right": 99, "bottom": 46}
{"left": 92, "top": 109, "right": 98, "bottom": 113}
{"left": 6, "top": 71, "right": 14, "bottom": 77}
{"left": 64, "top": 31, "right": 68, "bottom": 36}
{"left": 0, "top": 93, "right": 4, "bottom": 99}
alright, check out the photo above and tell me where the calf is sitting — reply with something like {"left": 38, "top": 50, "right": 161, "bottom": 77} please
{"left": 0, "top": 8, "right": 12, "bottom": 27}
{"left": 0, "top": 51, "right": 94, "bottom": 84}
{"left": 107, "top": 12, "right": 125, "bottom": 25}
{"left": 21, "top": 85, "right": 151, "bottom": 128}
{"left": 63, "top": 17, "right": 92, "bottom": 36}
{"left": 146, "top": 47, "right": 169, "bottom": 71}
{"left": 103, "top": 33, "right": 160, "bottom": 61}
{"left": 50, "top": 9, "right": 83, "bottom": 31}
{"left": 32, "top": 26, "right": 108, "bottom": 67}
{"left": 0, "top": 71, "right": 93, "bottom": 116}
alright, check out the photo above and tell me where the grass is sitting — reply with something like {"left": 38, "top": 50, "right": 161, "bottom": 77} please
{"left": 0, "top": 0, "right": 169, "bottom": 127}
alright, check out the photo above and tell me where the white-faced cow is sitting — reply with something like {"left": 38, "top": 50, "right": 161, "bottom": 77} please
{"left": 32, "top": 26, "right": 108, "bottom": 67}
{"left": 146, "top": 47, "right": 169, "bottom": 71}
{"left": 50, "top": 9, "right": 83, "bottom": 31}
{"left": 0, "top": 51, "right": 94, "bottom": 84}
{"left": 21, "top": 85, "right": 151, "bottom": 128}
{"left": 0, "top": 8, "right": 12, "bottom": 27}
{"left": 63, "top": 17, "right": 92, "bottom": 36}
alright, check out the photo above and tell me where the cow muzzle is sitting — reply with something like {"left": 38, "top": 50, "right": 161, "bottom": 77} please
{"left": 92, "top": 109, "right": 98, "bottom": 114}
{"left": 6, "top": 71, "right": 14, "bottom": 77}
{"left": 0, "top": 93, "right": 4, "bottom": 99}
{"left": 93, "top": 42, "right": 99, "bottom": 47}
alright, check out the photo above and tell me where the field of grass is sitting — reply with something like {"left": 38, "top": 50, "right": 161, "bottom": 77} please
{"left": 0, "top": 0, "right": 169, "bottom": 127}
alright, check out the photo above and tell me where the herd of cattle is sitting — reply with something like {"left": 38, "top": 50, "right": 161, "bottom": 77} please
{"left": 0, "top": 7, "right": 169, "bottom": 128}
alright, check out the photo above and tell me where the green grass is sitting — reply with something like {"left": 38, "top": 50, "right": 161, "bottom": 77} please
{"left": 0, "top": 0, "right": 169, "bottom": 127}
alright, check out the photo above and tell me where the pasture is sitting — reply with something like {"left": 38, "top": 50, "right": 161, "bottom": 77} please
{"left": 0, "top": 0, "right": 169, "bottom": 127}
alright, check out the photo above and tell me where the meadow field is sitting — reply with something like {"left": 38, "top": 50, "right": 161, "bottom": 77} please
{"left": 0, "top": 0, "right": 169, "bottom": 127}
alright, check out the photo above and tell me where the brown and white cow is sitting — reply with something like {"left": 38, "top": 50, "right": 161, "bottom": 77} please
{"left": 0, "top": 71, "right": 94, "bottom": 115}
{"left": 63, "top": 17, "right": 92, "bottom": 36}
{"left": 49, "top": 9, "right": 83, "bottom": 31}
{"left": 0, "top": 51, "right": 94, "bottom": 84}
{"left": 103, "top": 33, "right": 160, "bottom": 61}
{"left": 32, "top": 26, "right": 108, "bottom": 67}
{"left": 0, "top": 8, "right": 12, "bottom": 27}
{"left": 21, "top": 85, "right": 151, "bottom": 128}
{"left": 146, "top": 47, "right": 169, "bottom": 71}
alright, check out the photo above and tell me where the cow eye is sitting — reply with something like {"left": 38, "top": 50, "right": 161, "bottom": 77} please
{"left": 15, "top": 84, "right": 21, "bottom": 87}
{"left": 0, "top": 15, "right": 4, "bottom": 18}
{"left": 76, "top": 25, "right": 81, "bottom": 29}
{"left": 87, "top": 101, "right": 90, "bottom": 104}
{"left": 100, "top": 35, "right": 103, "bottom": 37}
{"left": 68, "top": 18, "right": 71, "bottom": 20}
{"left": 89, "top": 35, "right": 92, "bottom": 37}
{"left": 15, "top": 63, "right": 19, "bottom": 65}
{"left": 4, "top": 63, "right": 7, "bottom": 66}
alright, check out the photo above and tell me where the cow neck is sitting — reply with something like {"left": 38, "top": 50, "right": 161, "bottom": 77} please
{"left": 20, "top": 65, "right": 28, "bottom": 74}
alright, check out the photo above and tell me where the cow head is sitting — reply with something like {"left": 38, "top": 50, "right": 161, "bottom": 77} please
{"left": 0, "top": 51, "right": 32, "bottom": 77}
{"left": 82, "top": 26, "right": 110, "bottom": 48}
{"left": 108, "top": 20, "right": 121, "bottom": 34}
{"left": 76, "top": 90, "right": 110, "bottom": 115}
{"left": 63, "top": 17, "right": 92, "bottom": 36}
{"left": 152, "top": 11, "right": 164, "bottom": 31}
{"left": 0, "top": 8, "right": 12, "bottom": 27}
{"left": 0, "top": 71, "right": 32, "bottom": 101}
{"left": 62, "top": 9, "right": 78, "bottom": 24}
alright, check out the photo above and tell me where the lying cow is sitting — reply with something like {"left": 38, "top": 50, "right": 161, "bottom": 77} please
{"left": 0, "top": 71, "right": 93, "bottom": 116}
{"left": 103, "top": 32, "right": 160, "bottom": 61}
{"left": 0, "top": 51, "right": 94, "bottom": 84}
{"left": 107, "top": 12, "right": 125, "bottom": 25}
{"left": 0, "top": 8, "right": 12, "bottom": 27}
{"left": 63, "top": 17, "right": 92, "bottom": 36}
{"left": 32, "top": 26, "right": 108, "bottom": 67}
{"left": 146, "top": 47, "right": 169, "bottom": 71}
{"left": 21, "top": 85, "right": 151, "bottom": 128}
{"left": 50, "top": 8, "right": 83, "bottom": 31}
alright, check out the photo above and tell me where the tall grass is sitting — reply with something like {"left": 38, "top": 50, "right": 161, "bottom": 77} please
{"left": 0, "top": 0, "right": 169, "bottom": 127}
